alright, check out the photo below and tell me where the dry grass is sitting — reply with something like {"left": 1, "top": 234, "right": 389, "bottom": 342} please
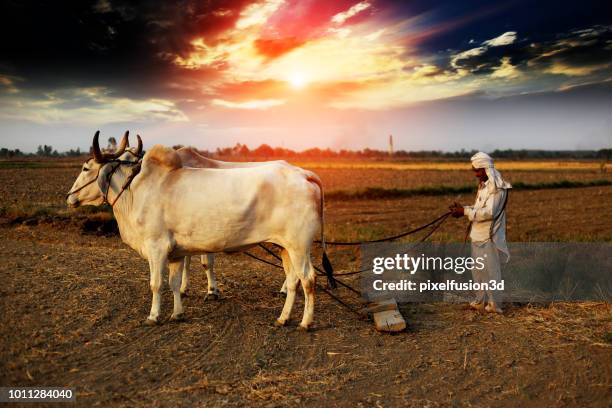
{"left": 510, "top": 302, "right": 612, "bottom": 346}
{"left": 0, "top": 212, "right": 610, "bottom": 406}
{"left": 0, "top": 157, "right": 610, "bottom": 406}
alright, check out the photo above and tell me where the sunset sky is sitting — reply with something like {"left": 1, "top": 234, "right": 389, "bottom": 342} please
{"left": 0, "top": 0, "right": 611, "bottom": 152}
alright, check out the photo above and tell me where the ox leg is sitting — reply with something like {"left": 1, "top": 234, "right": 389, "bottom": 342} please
{"left": 146, "top": 252, "right": 168, "bottom": 325}
{"left": 279, "top": 279, "right": 288, "bottom": 296}
{"left": 180, "top": 256, "right": 190, "bottom": 296}
{"left": 298, "top": 258, "right": 316, "bottom": 330}
{"left": 203, "top": 254, "right": 220, "bottom": 300}
{"left": 276, "top": 249, "right": 297, "bottom": 326}
{"left": 169, "top": 258, "right": 185, "bottom": 321}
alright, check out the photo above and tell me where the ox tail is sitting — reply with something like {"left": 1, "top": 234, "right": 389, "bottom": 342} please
{"left": 305, "top": 172, "right": 336, "bottom": 289}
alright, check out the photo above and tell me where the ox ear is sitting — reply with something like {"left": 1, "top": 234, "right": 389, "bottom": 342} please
{"left": 96, "top": 163, "right": 113, "bottom": 199}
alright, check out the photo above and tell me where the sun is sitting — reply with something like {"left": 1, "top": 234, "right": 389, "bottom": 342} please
{"left": 288, "top": 72, "right": 308, "bottom": 89}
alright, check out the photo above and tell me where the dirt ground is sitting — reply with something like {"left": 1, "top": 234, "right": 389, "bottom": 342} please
{"left": 0, "top": 162, "right": 611, "bottom": 407}
{"left": 0, "top": 224, "right": 610, "bottom": 407}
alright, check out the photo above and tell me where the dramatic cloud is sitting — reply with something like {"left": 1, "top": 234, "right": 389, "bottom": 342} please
{"left": 0, "top": 87, "right": 187, "bottom": 124}
{"left": 483, "top": 31, "right": 517, "bottom": 47}
{"left": 450, "top": 31, "right": 521, "bottom": 74}
{"left": 331, "top": 1, "right": 371, "bottom": 25}
{"left": 211, "top": 98, "right": 285, "bottom": 109}
{"left": 0, "top": 75, "right": 21, "bottom": 94}
{"left": 527, "top": 25, "right": 612, "bottom": 77}
{"left": 446, "top": 24, "right": 612, "bottom": 90}
{"left": 490, "top": 57, "right": 521, "bottom": 79}
{"left": 254, "top": 37, "right": 307, "bottom": 59}
{"left": 0, "top": 0, "right": 611, "bottom": 150}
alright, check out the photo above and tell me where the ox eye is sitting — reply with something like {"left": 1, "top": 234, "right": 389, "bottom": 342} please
{"left": 83, "top": 167, "right": 89, "bottom": 172}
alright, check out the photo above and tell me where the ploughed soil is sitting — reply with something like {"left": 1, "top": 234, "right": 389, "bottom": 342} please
{"left": 0, "top": 218, "right": 610, "bottom": 407}
{"left": 0, "top": 161, "right": 611, "bottom": 406}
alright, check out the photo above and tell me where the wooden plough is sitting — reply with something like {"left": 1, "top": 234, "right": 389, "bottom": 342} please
{"left": 360, "top": 297, "right": 406, "bottom": 332}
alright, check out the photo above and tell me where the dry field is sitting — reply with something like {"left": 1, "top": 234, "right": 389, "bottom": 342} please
{"left": 2, "top": 158, "right": 611, "bottom": 208}
{"left": 0, "top": 158, "right": 611, "bottom": 407}
{"left": 316, "top": 168, "right": 612, "bottom": 193}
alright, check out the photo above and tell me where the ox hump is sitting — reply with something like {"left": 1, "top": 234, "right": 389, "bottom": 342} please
{"left": 143, "top": 145, "right": 183, "bottom": 171}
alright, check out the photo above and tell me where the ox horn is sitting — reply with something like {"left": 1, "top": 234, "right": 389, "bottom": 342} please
{"left": 135, "top": 134, "right": 143, "bottom": 156}
{"left": 92, "top": 130, "right": 129, "bottom": 163}
{"left": 107, "top": 130, "right": 129, "bottom": 159}
{"left": 92, "top": 130, "right": 105, "bottom": 163}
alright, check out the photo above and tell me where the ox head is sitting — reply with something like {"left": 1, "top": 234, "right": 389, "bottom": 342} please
{"left": 66, "top": 130, "right": 142, "bottom": 208}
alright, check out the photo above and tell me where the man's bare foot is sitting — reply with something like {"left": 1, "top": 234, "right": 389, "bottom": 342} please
{"left": 485, "top": 302, "right": 503, "bottom": 314}
{"left": 469, "top": 301, "right": 484, "bottom": 311}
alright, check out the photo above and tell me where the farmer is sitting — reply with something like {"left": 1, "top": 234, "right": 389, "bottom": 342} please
{"left": 449, "top": 152, "right": 511, "bottom": 314}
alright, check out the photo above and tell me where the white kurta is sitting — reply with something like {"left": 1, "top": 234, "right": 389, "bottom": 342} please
{"left": 463, "top": 179, "right": 510, "bottom": 261}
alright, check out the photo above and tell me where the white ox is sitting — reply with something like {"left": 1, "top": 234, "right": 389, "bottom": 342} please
{"left": 67, "top": 132, "right": 331, "bottom": 329}
{"left": 174, "top": 147, "right": 300, "bottom": 298}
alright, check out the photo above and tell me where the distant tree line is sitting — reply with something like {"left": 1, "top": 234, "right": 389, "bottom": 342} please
{"left": 0, "top": 145, "right": 82, "bottom": 158}
{"left": 2, "top": 142, "right": 610, "bottom": 160}
{"left": 0, "top": 148, "right": 25, "bottom": 158}
{"left": 178, "top": 143, "right": 612, "bottom": 161}
{"left": 491, "top": 148, "right": 612, "bottom": 160}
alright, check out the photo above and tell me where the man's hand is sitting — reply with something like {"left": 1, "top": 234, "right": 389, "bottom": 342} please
{"left": 449, "top": 202, "right": 464, "bottom": 218}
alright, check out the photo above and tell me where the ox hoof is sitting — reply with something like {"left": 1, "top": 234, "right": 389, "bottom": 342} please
{"left": 274, "top": 318, "right": 287, "bottom": 327}
{"left": 180, "top": 290, "right": 189, "bottom": 298}
{"left": 170, "top": 313, "right": 186, "bottom": 322}
{"left": 297, "top": 324, "right": 312, "bottom": 332}
{"left": 145, "top": 317, "right": 160, "bottom": 326}
{"left": 278, "top": 291, "right": 287, "bottom": 298}
{"left": 204, "top": 292, "right": 220, "bottom": 301}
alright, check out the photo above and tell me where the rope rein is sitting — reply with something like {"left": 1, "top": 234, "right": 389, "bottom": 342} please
{"left": 66, "top": 155, "right": 143, "bottom": 203}
{"left": 65, "top": 166, "right": 102, "bottom": 198}
{"left": 243, "top": 251, "right": 363, "bottom": 315}
{"left": 105, "top": 162, "right": 142, "bottom": 207}
{"left": 243, "top": 210, "right": 452, "bottom": 314}
{"left": 316, "top": 211, "right": 451, "bottom": 246}
{"left": 66, "top": 156, "right": 142, "bottom": 207}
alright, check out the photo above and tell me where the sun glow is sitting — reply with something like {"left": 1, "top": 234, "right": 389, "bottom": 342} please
{"left": 288, "top": 72, "right": 308, "bottom": 89}
{"left": 170, "top": 1, "right": 495, "bottom": 109}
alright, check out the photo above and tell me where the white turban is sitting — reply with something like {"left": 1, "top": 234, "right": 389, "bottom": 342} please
{"left": 471, "top": 152, "right": 512, "bottom": 192}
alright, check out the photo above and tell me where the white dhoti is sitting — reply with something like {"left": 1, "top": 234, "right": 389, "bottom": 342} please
{"left": 470, "top": 241, "right": 502, "bottom": 304}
